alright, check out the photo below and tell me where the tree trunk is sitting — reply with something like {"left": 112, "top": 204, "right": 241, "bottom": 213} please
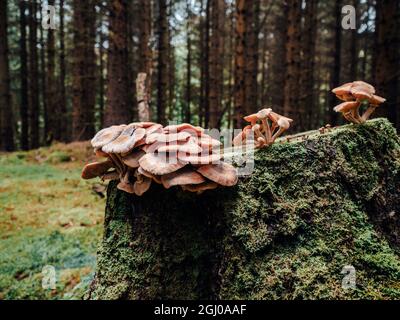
{"left": 156, "top": 0, "right": 168, "bottom": 125}
{"left": 59, "top": 0, "right": 67, "bottom": 142}
{"left": 0, "top": 0, "right": 14, "bottom": 151}
{"left": 374, "top": 0, "right": 400, "bottom": 130}
{"left": 104, "top": 0, "right": 131, "bottom": 126}
{"left": 72, "top": 0, "right": 96, "bottom": 141}
{"left": 46, "top": 0, "right": 57, "bottom": 142}
{"left": 283, "top": 0, "right": 302, "bottom": 130}
{"left": 19, "top": 0, "right": 29, "bottom": 150}
{"left": 28, "top": 0, "right": 40, "bottom": 148}
{"left": 138, "top": 0, "right": 152, "bottom": 117}
{"left": 234, "top": 0, "right": 246, "bottom": 128}
{"left": 208, "top": 0, "right": 225, "bottom": 129}
{"left": 269, "top": 2, "right": 286, "bottom": 114}
{"left": 244, "top": 0, "right": 260, "bottom": 114}
{"left": 328, "top": 0, "right": 343, "bottom": 127}
{"left": 184, "top": 0, "right": 192, "bottom": 124}
{"left": 89, "top": 119, "right": 400, "bottom": 299}
{"left": 300, "top": 0, "right": 318, "bottom": 130}
{"left": 39, "top": 8, "right": 49, "bottom": 144}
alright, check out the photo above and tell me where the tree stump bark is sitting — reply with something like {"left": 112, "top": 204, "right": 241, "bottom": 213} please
{"left": 89, "top": 119, "right": 400, "bottom": 299}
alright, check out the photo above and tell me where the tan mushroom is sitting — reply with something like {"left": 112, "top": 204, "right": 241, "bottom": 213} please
{"left": 82, "top": 160, "right": 114, "bottom": 179}
{"left": 139, "top": 152, "right": 186, "bottom": 175}
{"left": 102, "top": 125, "right": 146, "bottom": 154}
{"left": 161, "top": 167, "right": 206, "bottom": 189}
{"left": 181, "top": 181, "right": 219, "bottom": 194}
{"left": 196, "top": 162, "right": 238, "bottom": 187}
{"left": 332, "top": 81, "right": 386, "bottom": 123}
{"left": 91, "top": 125, "right": 126, "bottom": 149}
{"left": 138, "top": 166, "right": 162, "bottom": 184}
{"left": 134, "top": 175, "right": 152, "bottom": 196}
{"left": 122, "top": 149, "right": 146, "bottom": 168}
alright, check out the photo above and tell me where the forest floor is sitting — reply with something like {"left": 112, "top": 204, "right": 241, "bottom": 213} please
{"left": 0, "top": 142, "right": 105, "bottom": 299}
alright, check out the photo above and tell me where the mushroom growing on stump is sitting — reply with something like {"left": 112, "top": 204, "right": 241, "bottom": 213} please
{"left": 82, "top": 121, "right": 239, "bottom": 196}
{"left": 233, "top": 108, "right": 293, "bottom": 149}
{"left": 332, "top": 81, "right": 386, "bottom": 124}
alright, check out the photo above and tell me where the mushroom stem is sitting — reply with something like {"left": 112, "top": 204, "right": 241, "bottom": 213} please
{"left": 261, "top": 118, "right": 272, "bottom": 143}
{"left": 361, "top": 105, "right": 377, "bottom": 122}
{"left": 271, "top": 127, "right": 286, "bottom": 143}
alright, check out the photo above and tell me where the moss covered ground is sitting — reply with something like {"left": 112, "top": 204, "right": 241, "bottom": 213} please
{"left": 92, "top": 118, "right": 400, "bottom": 299}
{"left": 0, "top": 142, "right": 105, "bottom": 299}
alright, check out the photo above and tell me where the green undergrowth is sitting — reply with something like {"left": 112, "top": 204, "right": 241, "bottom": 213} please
{"left": 0, "top": 141, "right": 105, "bottom": 299}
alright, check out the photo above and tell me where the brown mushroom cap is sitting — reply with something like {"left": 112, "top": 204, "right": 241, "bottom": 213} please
{"left": 233, "top": 125, "right": 252, "bottom": 146}
{"left": 157, "top": 138, "right": 202, "bottom": 154}
{"left": 198, "top": 135, "right": 222, "bottom": 149}
{"left": 181, "top": 181, "right": 219, "bottom": 193}
{"left": 91, "top": 125, "right": 126, "bottom": 148}
{"left": 139, "top": 152, "right": 186, "bottom": 175}
{"left": 82, "top": 160, "right": 113, "bottom": 179}
{"left": 333, "top": 101, "right": 360, "bottom": 113}
{"left": 102, "top": 126, "right": 146, "bottom": 154}
{"left": 122, "top": 149, "right": 146, "bottom": 168}
{"left": 196, "top": 162, "right": 238, "bottom": 186}
{"left": 101, "top": 170, "right": 119, "bottom": 181}
{"left": 134, "top": 176, "right": 152, "bottom": 195}
{"left": 161, "top": 167, "right": 206, "bottom": 189}
{"left": 369, "top": 94, "right": 386, "bottom": 105}
{"left": 352, "top": 81, "right": 375, "bottom": 94}
{"left": 164, "top": 123, "right": 204, "bottom": 135}
{"left": 178, "top": 153, "right": 221, "bottom": 165}
{"left": 117, "top": 181, "right": 135, "bottom": 194}
{"left": 129, "top": 121, "right": 157, "bottom": 128}
{"left": 243, "top": 113, "right": 259, "bottom": 124}
{"left": 351, "top": 89, "right": 372, "bottom": 101}
{"left": 332, "top": 82, "right": 353, "bottom": 95}
{"left": 256, "top": 108, "right": 272, "bottom": 119}
{"left": 138, "top": 166, "right": 162, "bottom": 184}
{"left": 277, "top": 117, "right": 291, "bottom": 130}
{"left": 146, "top": 131, "right": 192, "bottom": 144}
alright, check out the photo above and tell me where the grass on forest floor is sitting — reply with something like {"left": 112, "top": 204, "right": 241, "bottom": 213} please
{"left": 0, "top": 141, "right": 106, "bottom": 300}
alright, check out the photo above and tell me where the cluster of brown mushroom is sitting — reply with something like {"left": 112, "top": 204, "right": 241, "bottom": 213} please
{"left": 332, "top": 81, "right": 386, "bottom": 124}
{"left": 233, "top": 108, "right": 293, "bottom": 148}
{"left": 82, "top": 122, "right": 238, "bottom": 195}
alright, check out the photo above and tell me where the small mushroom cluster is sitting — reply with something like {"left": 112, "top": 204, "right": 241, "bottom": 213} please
{"left": 82, "top": 122, "right": 238, "bottom": 195}
{"left": 332, "top": 81, "right": 386, "bottom": 124}
{"left": 233, "top": 108, "right": 293, "bottom": 148}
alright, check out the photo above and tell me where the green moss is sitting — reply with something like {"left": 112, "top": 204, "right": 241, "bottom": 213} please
{"left": 91, "top": 118, "right": 400, "bottom": 300}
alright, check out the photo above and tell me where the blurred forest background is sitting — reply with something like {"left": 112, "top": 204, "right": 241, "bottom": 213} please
{"left": 0, "top": 0, "right": 399, "bottom": 152}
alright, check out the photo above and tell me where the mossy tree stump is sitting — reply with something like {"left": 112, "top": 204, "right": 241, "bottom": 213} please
{"left": 89, "top": 119, "right": 400, "bottom": 299}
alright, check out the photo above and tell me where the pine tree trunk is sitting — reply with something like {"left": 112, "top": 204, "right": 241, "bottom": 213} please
{"left": 104, "top": 0, "right": 131, "bottom": 126}
{"left": 328, "top": 0, "right": 343, "bottom": 126}
{"left": 59, "top": 0, "right": 67, "bottom": 142}
{"left": 244, "top": 0, "right": 260, "bottom": 114}
{"left": 28, "top": 0, "right": 40, "bottom": 148}
{"left": 89, "top": 119, "right": 400, "bottom": 300}
{"left": 208, "top": 0, "right": 225, "bottom": 129}
{"left": 72, "top": 0, "right": 96, "bottom": 141}
{"left": 374, "top": 0, "right": 399, "bottom": 130}
{"left": 234, "top": 0, "right": 246, "bottom": 128}
{"left": 0, "top": 0, "right": 14, "bottom": 151}
{"left": 19, "top": 0, "right": 29, "bottom": 150}
{"left": 283, "top": 0, "right": 302, "bottom": 130}
{"left": 156, "top": 0, "right": 168, "bottom": 125}
{"left": 300, "top": 0, "right": 318, "bottom": 130}
{"left": 269, "top": 2, "right": 286, "bottom": 114}
{"left": 184, "top": 0, "right": 192, "bottom": 124}
{"left": 46, "top": 0, "right": 57, "bottom": 141}
{"left": 39, "top": 8, "right": 49, "bottom": 144}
